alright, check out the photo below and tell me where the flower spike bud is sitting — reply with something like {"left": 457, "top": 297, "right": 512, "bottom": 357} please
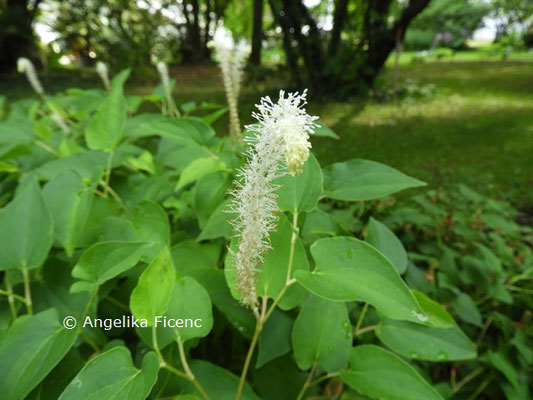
{"left": 17, "top": 58, "right": 44, "bottom": 96}
{"left": 229, "top": 90, "right": 317, "bottom": 309}
{"left": 156, "top": 61, "right": 180, "bottom": 117}
{"left": 96, "top": 61, "right": 110, "bottom": 91}
{"left": 211, "top": 30, "right": 249, "bottom": 143}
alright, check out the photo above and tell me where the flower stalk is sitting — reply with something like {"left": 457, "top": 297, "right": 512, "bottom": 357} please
{"left": 211, "top": 32, "right": 249, "bottom": 143}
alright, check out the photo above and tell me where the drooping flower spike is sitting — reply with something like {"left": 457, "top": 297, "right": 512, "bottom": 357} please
{"left": 17, "top": 58, "right": 44, "bottom": 96}
{"left": 229, "top": 90, "right": 318, "bottom": 309}
{"left": 96, "top": 61, "right": 110, "bottom": 92}
{"left": 211, "top": 31, "right": 249, "bottom": 143}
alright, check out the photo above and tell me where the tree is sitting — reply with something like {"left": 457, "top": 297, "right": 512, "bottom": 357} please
{"left": 250, "top": 0, "right": 264, "bottom": 65}
{"left": 0, "top": 0, "right": 43, "bottom": 71}
{"left": 404, "top": 0, "right": 490, "bottom": 50}
{"left": 268, "top": 0, "right": 432, "bottom": 95}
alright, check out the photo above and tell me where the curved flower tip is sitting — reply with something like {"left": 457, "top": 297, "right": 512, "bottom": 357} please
{"left": 96, "top": 61, "right": 110, "bottom": 91}
{"left": 17, "top": 57, "right": 44, "bottom": 96}
{"left": 250, "top": 89, "right": 318, "bottom": 175}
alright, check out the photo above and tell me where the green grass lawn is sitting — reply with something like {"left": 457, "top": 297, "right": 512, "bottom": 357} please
{"left": 1, "top": 56, "right": 532, "bottom": 207}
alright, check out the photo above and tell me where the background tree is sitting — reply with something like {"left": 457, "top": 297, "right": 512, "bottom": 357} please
{"left": 268, "top": 0, "right": 432, "bottom": 96}
{"left": 403, "top": 0, "right": 490, "bottom": 50}
{"left": 0, "top": 0, "right": 43, "bottom": 71}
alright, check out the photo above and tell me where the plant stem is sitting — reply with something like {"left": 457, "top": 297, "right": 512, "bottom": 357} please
{"left": 236, "top": 212, "right": 300, "bottom": 400}
{"left": 22, "top": 267, "right": 33, "bottom": 315}
{"left": 104, "top": 295, "right": 129, "bottom": 311}
{"left": 355, "top": 324, "right": 378, "bottom": 336}
{"left": 355, "top": 302, "right": 369, "bottom": 334}
{"left": 0, "top": 289, "right": 28, "bottom": 304}
{"left": 308, "top": 372, "right": 340, "bottom": 388}
{"left": 466, "top": 373, "right": 493, "bottom": 400}
{"left": 103, "top": 151, "right": 114, "bottom": 197}
{"left": 453, "top": 366, "right": 485, "bottom": 394}
{"left": 236, "top": 319, "right": 262, "bottom": 400}
{"left": 176, "top": 337, "right": 210, "bottom": 400}
{"left": 296, "top": 363, "right": 316, "bottom": 400}
{"left": 4, "top": 271, "right": 18, "bottom": 320}
{"left": 99, "top": 179, "right": 130, "bottom": 216}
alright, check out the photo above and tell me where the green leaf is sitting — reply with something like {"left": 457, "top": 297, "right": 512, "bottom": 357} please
{"left": 323, "top": 159, "right": 426, "bottom": 201}
{"left": 164, "top": 275, "right": 214, "bottom": 343}
{"left": 292, "top": 294, "right": 352, "bottom": 372}
{"left": 176, "top": 156, "right": 226, "bottom": 190}
{"left": 85, "top": 72, "right": 128, "bottom": 151}
{"left": 124, "top": 150, "right": 155, "bottom": 175}
{"left": 35, "top": 151, "right": 108, "bottom": 181}
{"left": 487, "top": 350, "right": 519, "bottom": 388}
{"left": 147, "top": 118, "right": 216, "bottom": 147}
{"left": 193, "top": 171, "right": 232, "bottom": 228}
{"left": 0, "top": 178, "right": 53, "bottom": 270}
{"left": 295, "top": 237, "right": 428, "bottom": 324}
{"left": 42, "top": 171, "right": 95, "bottom": 257}
{"left": 130, "top": 247, "right": 175, "bottom": 325}
{"left": 313, "top": 121, "right": 340, "bottom": 139}
{"left": 340, "top": 345, "right": 444, "bottom": 400}
{"left": 179, "top": 360, "right": 260, "bottom": 400}
{"left": 0, "top": 308, "right": 77, "bottom": 400}
{"left": 256, "top": 309, "right": 294, "bottom": 368}
{"left": 376, "top": 318, "right": 476, "bottom": 361}
{"left": 58, "top": 347, "right": 159, "bottom": 400}
{"left": 71, "top": 241, "right": 147, "bottom": 292}
{"left": 197, "top": 200, "right": 233, "bottom": 241}
{"left": 412, "top": 291, "right": 455, "bottom": 328}
{"left": 366, "top": 217, "right": 408, "bottom": 274}
{"left": 451, "top": 292, "right": 483, "bottom": 327}
{"left": 275, "top": 154, "right": 323, "bottom": 213}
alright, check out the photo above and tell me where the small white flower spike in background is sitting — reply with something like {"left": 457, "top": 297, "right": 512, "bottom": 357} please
{"left": 156, "top": 61, "right": 180, "bottom": 117}
{"left": 230, "top": 90, "right": 317, "bottom": 309}
{"left": 211, "top": 29, "right": 249, "bottom": 143}
{"left": 17, "top": 58, "right": 44, "bottom": 96}
{"left": 96, "top": 61, "right": 110, "bottom": 92}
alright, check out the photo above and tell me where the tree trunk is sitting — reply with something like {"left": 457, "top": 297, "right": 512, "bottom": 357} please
{"left": 250, "top": 0, "right": 264, "bottom": 66}
{"left": 0, "top": 0, "right": 41, "bottom": 71}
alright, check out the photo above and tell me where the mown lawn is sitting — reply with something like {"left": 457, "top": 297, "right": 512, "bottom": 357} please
{"left": 1, "top": 57, "right": 532, "bottom": 207}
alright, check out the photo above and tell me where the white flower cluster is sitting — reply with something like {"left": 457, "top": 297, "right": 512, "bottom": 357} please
{"left": 96, "top": 61, "right": 110, "bottom": 91}
{"left": 211, "top": 31, "right": 249, "bottom": 142}
{"left": 156, "top": 61, "right": 179, "bottom": 117}
{"left": 230, "top": 90, "right": 317, "bottom": 309}
{"left": 17, "top": 58, "right": 44, "bottom": 96}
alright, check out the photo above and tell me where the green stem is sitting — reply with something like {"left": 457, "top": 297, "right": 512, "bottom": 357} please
{"left": 308, "top": 372, "right": 340, "bottom": 388}
{"left": 22, "top": 267, "right": 33, "bottom": 315}
{"left": 355, "top": 324, "right": 378, "bottom": 337}
{"left": 104, "top": 151, "right": 115, "bottom": 197}
{"left": 104, "top": 295, "right": 129, "bottom": 311}
{"left": 355, "top": 302, "right": 369, "bottom": 334}
{"left": 0, "top": 289, "right": 28, "bottom": 304}
{"left": 236, "top": 212, "right": 300, "bottom": 400}
{"left": 176, "top": 336, "right": 210, "bottom": 400}
{"left": 466, "top": 372, "right": 493, "bottom": 400}
{"left": 236, "top": 319, "right": 262, "bottom": 400}
{"left": 4, "top": 271, "right": 18, "bottom": 320}
{"left": 453, "top": 366, "right": 485, "bottom": 394}
{"left": 296, "top": 363, "right": 316, "bottom": 400}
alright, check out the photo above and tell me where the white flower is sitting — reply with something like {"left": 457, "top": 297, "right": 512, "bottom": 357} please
{"left": 17, "top": 58, "right": 44, "bottom": 96}
{"left": 156, "top": 61, "right": 179, "bottom": 117}
{"left": 96, "top": 61, "right": 110, "bottom": 91}
{"left": 229, "top": 90, "right": 317, "bottom": 309}
{"left": 211, "top": 30, "right": 249, "bottom": 143}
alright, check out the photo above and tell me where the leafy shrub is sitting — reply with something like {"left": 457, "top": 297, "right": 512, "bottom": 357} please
{"left": 0, "top": 67, "right": 530, "bottom": 400}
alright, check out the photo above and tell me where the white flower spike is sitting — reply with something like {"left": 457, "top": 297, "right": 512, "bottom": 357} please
{"left": 230, "top": 90, "right": 317, "bottom": 309}
{"left": 17, "top": 58, "right": 44, "bottom": 96}
{"left": 211, "top": 30, "right": 249, "bottom": 143}
{"left": 156, "top": 61, "right": 180, "bottom": 117}
{"left": 96, "top": 61, "right": 110, "bottom": 91}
